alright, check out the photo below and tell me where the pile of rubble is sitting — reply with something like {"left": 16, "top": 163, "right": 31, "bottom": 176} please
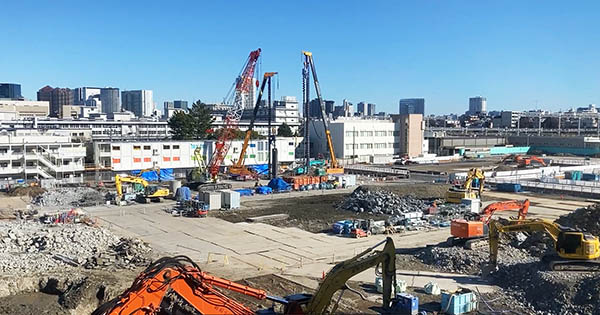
{"left": 33, "top": 187, "right": 107, "bottom": 207}
{"left": 0, "top": 221, "right": 152, "bottom": 273}
{"left": 338, "top": 187, "right": 433, "bottom": 215}
{"left": 555, "top": 203, "right": 600, "bottom": 235}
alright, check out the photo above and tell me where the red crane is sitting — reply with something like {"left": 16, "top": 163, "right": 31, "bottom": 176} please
{"left": 208, "top": 48, "right": 261, "bottom": 181}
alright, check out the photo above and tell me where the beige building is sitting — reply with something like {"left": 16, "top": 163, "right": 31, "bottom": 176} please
{"left": 394, "top": 114, "right": 424, "bottom": 158}
{"left": 0, "top": 100, "right": 49, "bottom": 118}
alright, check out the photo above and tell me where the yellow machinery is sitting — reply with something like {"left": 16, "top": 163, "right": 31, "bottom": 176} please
{"left": 302, "top": 51, "right": 344, "bottom": 175}
{"left": 488, "top": 218, "right": 600, "bottom": 271}
{"left": 115, "top": 174, "right": 170, "bottom": 203}
{"left": 446, "top": 168, "right": 485, "bottom": 203}
{"left": 229, "top": 72, "right": 278, "bottom": 178}
{"left": 282, "top": 237, "right": 396, "bottom": 314}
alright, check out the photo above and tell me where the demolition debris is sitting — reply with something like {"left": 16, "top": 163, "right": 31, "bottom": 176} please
{"left": 33, "top": 187, "right": 107, "bottom": 207}
{"left": 0, "top": 221, "right": 152, "bottom": 273}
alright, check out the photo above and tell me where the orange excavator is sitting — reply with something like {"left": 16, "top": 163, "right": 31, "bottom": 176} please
{"left": 448, "top": 199, "right": 530, "bottom": 248}
{"left": 92, "top": 256, "right": 269, "bottom": 315}
{"left": 500, "top": 154, "right": 547, "bottom": 168}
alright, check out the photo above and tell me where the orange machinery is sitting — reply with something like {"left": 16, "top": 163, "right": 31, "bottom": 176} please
{"left": 92, "top": 256, "right": 269, "bottom": 315}
{"left": 501, "top": 154, "right": 547, "bottom": 168}
{"left": 448, "top": 199, "right": 530, "bottom": 248}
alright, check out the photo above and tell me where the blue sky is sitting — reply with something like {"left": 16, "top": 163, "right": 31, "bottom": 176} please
{"left": 1, "top": 1, "right": 598, "bottom": 114}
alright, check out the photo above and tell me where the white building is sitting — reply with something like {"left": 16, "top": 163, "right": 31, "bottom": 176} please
{"left": 309, "top": 118, "right": 399, "bottom": 164}
{"left": 93, "top": 137, "right": 302, "bottom": 178}
{"left": 122, "top": 90, "right": 154, "bottom": 117}
{"left": 468, "top": 96, "right": 487, "bottom": 115}
{"left": 0, "top": 100, "right": 50, "bottom": 119}
{"left": 0, "top": 130, "right": 86, "bottom": 183}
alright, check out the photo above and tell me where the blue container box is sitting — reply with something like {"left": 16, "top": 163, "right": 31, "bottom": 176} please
{"left": 393, "top": 293, "right": 418, "bottom": 315}
{"left": 441, "top": 290, "right": 478, "bottom": 314}
{"left": 496, "top": 183, "right": 522, "bottom": 192}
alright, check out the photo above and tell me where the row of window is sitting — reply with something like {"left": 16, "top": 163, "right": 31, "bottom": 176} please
{"left": 344, "top": 131, "right": 399, "bottom": 137}
{"left": 345, "top": 143, "right": 398, "bottom": 150}
{"left": 112, "top": 145, "right": 181, "bottom": 151}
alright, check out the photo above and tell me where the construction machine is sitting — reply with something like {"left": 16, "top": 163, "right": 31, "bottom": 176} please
{"left": 486, "top": 218, "right": 600, "bottom": 272}
{"left": 500, "top": 154, "right": 547, "bottom": 168}
{"left": 115, "top": 174, "right": 170, "bottom": 203}
{"left": 228, "top": 72, "right": 278, "bottom": 179}
{"left": 302, "top": 51, "right": 344, "bottom": 175}
{"left": 186, "top": 147, "right": 232, "bottom": 191}
{"left": 94, "top": 238, "right": 397, "bottom": 314}
{"left": 448, "top": 199, "right": 530, "bottom": 248}
{"left": 446, "top": 168, "right": 485, "bottom": 203}
{"left": 208, "top": 48, "right": 261, "bottom": 181}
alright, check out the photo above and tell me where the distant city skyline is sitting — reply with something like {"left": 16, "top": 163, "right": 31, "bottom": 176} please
{"left": 2, "top": 1, "right": 599, "bottom": 114}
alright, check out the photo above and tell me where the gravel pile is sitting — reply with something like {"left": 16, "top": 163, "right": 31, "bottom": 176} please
{"left": 33, "top": 187, "right": 107, "bottom": 207}
{"left": 0, "top": 221, "right": 152, "bottom": 273}
{"left": 555, "top": 203, "right": 600, "bottom": 235}
{"left": 338, "top": 187, "right": 432, "bottom": 215}
{"left": 416, "top": 243, "right": 535, "bottom": 275}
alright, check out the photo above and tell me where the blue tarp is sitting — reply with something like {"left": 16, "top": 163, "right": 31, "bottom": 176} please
{"left": 176, "top": 186, "right": 192, "bottom": 201}
{"left": 131, "top": 168, "right": 174, "bottom": 181}
{"left": 248, "top": 164, "right": 269, "bottom": 175}
{"left": 255, "top": 186, "right": 273, "bottom": 194}
{"left": 268, "top": 177, "right": 291, "bottom": 191}
{"left": 234, "top": 189, "right": 254, "bottom": 196}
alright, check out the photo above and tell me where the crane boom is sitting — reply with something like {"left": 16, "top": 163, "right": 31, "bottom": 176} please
{"left": 208, "top": 48, "right": 261, "bottom": 181}
{"left": 302, "top": 51, "right": 343, "bottom": 174}
{"left": 230, "top": 72, "right": 277, "bottom": 176}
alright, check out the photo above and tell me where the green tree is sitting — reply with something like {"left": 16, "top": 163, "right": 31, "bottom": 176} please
{"left": 277, "top": 122, "right": 294, "bottom": 137}
{"left": 168, "top": 100, "right": 215, "bottom": 140}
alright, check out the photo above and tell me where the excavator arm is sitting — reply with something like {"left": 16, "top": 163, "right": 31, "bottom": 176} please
{"left": 479, "top": 199, "right": 530, "bottom": 224}
{"left": 93, "top": 256, "right": 268, "bottom": 315}
{"left": 464, "top": 168, "right": 485, "bottom": 195}
{"left": 302, "top": 237, "right": 396, "bottom": 313}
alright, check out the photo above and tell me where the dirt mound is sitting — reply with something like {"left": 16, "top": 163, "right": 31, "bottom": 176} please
{"left": 555, "top": 203, "right": 600, "bottom": 235}
{"left": 7, "top": 186, "right": 46, "bottom": 198}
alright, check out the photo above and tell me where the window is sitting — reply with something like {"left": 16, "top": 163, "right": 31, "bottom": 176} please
{"left": 289, "top": 142, "right": 294, "bottom": 146}
{"left": 12, "top": 162, "right": 21, "bottom": 167}
{"left": 163, "top": 157, "right": 171, "bottom": 161}
{"left": 144, "top": 145, "right": 151, "bottom": 150}
{"left": 112, "top": 146, "right": 120, "bottom": 151}
{"left": 163, "top": 145, "right": 170, "bottom": 149}
{"left": 173, "top": 157, "right": 180, "bottom": 161}
{"left": 112, "top": 158, "right": 120, "bottom": 164}
{"left": 143, "top": 157, "right": 151, "bottom": 162}
{"left": 133, "top": 146, "right": 141, "bottom": 150}
{"left": 393, "top": 131, "right": 400, "bottom": 136}
{"left": 133, "top": 158, "right": 141, "bottom": 163}
{"left": 388, "top": 131, "right": 394, "bottom": 136}
{"left": 173, "top": 145, "right": 180, "bottom": 149}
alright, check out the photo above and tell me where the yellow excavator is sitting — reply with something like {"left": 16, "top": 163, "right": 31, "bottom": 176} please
{"left": 115, "top": 174, "right": 170, "bottom": 203}
{"left": 487, "top": 218, "right": 600, "bottom": 272}
{"left": 446, "top": 168, "right": 485, "bottom": 203}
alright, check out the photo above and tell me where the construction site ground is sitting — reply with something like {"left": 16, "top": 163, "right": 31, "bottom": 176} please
{"left": 0, "top": 180, "right": 594, "bottom": 314}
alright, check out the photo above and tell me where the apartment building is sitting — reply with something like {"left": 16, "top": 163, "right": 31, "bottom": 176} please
{"left": 0, "top": 131, "right": 86, "bottom": 183}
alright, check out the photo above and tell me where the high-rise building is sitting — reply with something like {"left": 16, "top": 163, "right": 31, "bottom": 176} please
{"left": 0, "top": 83, "right": 22, "bottom": 100}
{"left": 468, "top": 96, "right": 487, "bottom": 115}
{"left": 122, "top": 90, "right": 154, "bottom": 117}
{"left": 367, "top": 103, "right": 376, "bottom": 116}
{"left": 399, "top": 98, "right": 425, "bottom": 115}
{"left": 37, "top": 86, "right": 73, "bottom": 117}
{"left": 100, "top": 88, "right": 120, "bottom": 114}
{"left": 308, "top": 99, "right": 334, "bottom": 118}
{"left": 342, "top": 99, "right": 354, "bottom": 117}
{"left": 357, "top": 102, "right": 367, "bottom": 116}
{"left": 173, "top": 100, "right": 188, "bottom": 109}
{"left": 73, "top": 87, "right": 101, "bottom": 105}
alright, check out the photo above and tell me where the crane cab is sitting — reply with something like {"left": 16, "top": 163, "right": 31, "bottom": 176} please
{"left": 556, "top": 231, "right": 600, "bottom": 260}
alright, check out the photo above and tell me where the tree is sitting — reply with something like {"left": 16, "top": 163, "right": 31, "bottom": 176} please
{"left": 277, "top": 122, "right": 294, "bottom": 137}
{"left": 168, "top": 100, "right": 215, "bottom": 140}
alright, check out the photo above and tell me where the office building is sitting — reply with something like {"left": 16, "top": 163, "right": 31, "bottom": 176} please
{"left": 399, "top": 98, "right": 425, "bottom": 115}
{"left": 73, "top": 87, "right": 101, "bottom": 105}
{"left": 308, "top": 99, "right": 334, "bottom": 118}
{"left": 0, "top": 100, "right": 49, "bottom": 119}
{"left": 468, "top": 96, "right": 487, "bottom": 115}
{"left": 173, "top": 100, "right": 188, "bottom": 109}
{"left": 163, "top": 101, "right": 187, "bottom": 120}
{"left": 367, "top": 103, "right": 376, "bottom": 116}
{"left": 37, "top": 86, "right": 73, "bottom": 117}
{"left": 357, "top": 102, "right": 367, "bottom": 116}
{"left": 0, "top": 83, "right": 22, "bottom": 100}
{"left": 100, "top": 88, "right": 120, "bottom": 114}
{"left": 122, "top": 90, "right": 154, "bottom": 117}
